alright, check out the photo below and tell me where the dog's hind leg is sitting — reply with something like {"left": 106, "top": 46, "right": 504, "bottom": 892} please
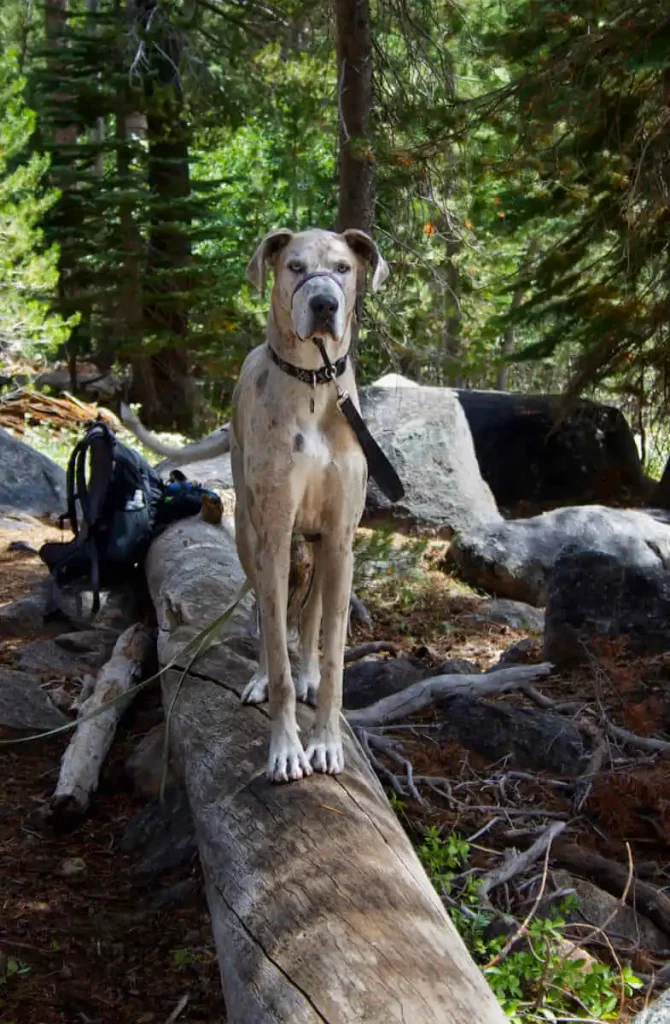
{"left": 305, "top": 533, "right": 352, "bottom": 775}
{"left": 235, "top": 510, "right": 271, "bottom": 705}
{"left": 295, "top": 566, "right": 322, "bottom": 706}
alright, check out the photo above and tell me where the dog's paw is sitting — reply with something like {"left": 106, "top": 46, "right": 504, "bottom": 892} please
{"left": 267, "top": 731, "right": 313, "bottom": 784}
{"left": 294, "top": 670, "right": 320, "bottom": 706}
{"left": 240, "top": 672, "right": 269, "bottom": 704}
{"left": 305, "top": 728, "right": 344, "bottom": 775}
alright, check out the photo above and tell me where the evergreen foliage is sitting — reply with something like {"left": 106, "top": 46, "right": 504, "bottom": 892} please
{"left": 0, "top": 0, "right": 668, "bottom": 443}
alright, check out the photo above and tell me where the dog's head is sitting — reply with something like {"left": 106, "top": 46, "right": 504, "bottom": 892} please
{"left": 246, "top": 228, "right": 388, "bottom": 345}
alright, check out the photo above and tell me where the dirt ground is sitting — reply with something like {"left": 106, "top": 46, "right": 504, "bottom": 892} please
{"left": 0, "top": 524, "right": 668, "bottom": 1021}
{"left": 0, "top": 523, "right": 224, "bottom": 1024}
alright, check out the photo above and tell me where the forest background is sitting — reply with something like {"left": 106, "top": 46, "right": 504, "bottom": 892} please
{"left": 1, "top": 0, "right": 667, "bottom": 471}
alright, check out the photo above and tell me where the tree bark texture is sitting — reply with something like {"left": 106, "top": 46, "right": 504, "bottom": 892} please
{"left": 144, "top": 515, "right": 507, "bottom": 1024}
{"left": 128, "top": 0, "right": 197, "bottom": 429}
{"left": 335, "top": 0, "right": 374, "bottom": 234}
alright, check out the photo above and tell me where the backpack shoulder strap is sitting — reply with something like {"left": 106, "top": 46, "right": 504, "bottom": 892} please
{"left": 64, "top": 438, "right": 86, "bottom": 536}
{"left": 77, "top": 420, "right": 116, "bottom": 614}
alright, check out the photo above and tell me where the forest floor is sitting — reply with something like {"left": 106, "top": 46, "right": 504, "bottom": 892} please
{"left": 0, "top": 517, "right": 667, "bottom": 1022}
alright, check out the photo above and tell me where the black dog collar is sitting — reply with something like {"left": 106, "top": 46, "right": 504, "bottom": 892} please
{"left": 268, "top": 344, "right": 349, "bottom": 386}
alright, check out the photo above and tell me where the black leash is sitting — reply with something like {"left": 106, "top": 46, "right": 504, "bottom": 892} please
{"left": 312, "top": 337, "right": 404, "bottom": 504}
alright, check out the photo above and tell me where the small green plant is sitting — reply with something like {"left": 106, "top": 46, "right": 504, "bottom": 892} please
{"left": 388, "top": 790, "right": 407, "bottom": 812}
{"left": 0, "top": 957, "right": 31, "bottom": 986}
{"left": 417, "top": 825, "right": 469, "bottom": 888}
{"left": 171, "top": 947, "right": 197, "bottom": 970}
{"left": 353, "top": 526, "right": 428, "bottom": 593}
{"left": 416, "top": 827, "right": 642, "bottom": 1022}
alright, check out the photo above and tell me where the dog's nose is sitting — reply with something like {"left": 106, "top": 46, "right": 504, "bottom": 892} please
{"left": 309, "top": 293, "right": 338, "bottom": 320}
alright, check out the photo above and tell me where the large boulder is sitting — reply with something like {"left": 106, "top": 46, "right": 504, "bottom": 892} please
{"left": 544, "top": 548, "right": 670, "bottom": 666}
{"left": 157, "top": 453, "right": 234, "bottom": 493}
{"left": 449, "top": 505, "right": 670, "bottom": 606}
{"left": 0, "top": 429, "right": 66, "bottom": 519}
{"left": 455, "top": 389, "right": 646, "bottom": 514}
{"left": 552, "top": 870, "right": 670, "bottom": 955}
{"left": 359, "top": 381, "right": 499, "bottom": 536}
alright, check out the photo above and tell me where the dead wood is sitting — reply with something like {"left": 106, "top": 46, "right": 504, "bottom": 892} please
{"left": 479, "top": 821, "right": 566, "bottom": 899}
{"left": 346, "top": 661, "right": 554, "bottom": 728}
{"left": 344, "top": 640, "right": 398, "bottom": 663}
{"left": 145, "top": 514, "right": 507, "bottom": 1024}
{"left": 44, "top": 623, "right": 153, "bottom": 825}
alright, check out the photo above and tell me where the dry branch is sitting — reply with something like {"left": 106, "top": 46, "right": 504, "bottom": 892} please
{"left": 479, "top": 821, "right": 566, "bottom": 899}
{"left": 346, "top": 662, "right": 554, "bottom": 728}
{"left": 45, "top": 623, "right": 152, "bottom": 824}
{"left": 145, "top": 515, "right": 508, "bottom": 1024}
{"left": 344, "top": 640, "right": 398, "bottom": 663}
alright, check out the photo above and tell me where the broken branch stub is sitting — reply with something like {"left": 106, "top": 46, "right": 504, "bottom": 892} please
{"left": 46, "top": 623, "right": 153, "bottom": 825}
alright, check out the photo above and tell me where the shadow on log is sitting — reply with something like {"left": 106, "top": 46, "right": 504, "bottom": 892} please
{"left": 145, "top": 515, "right": 507, "bottom": 1024}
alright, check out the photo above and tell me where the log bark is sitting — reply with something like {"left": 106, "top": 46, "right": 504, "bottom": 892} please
{"left": 46, "top": 624, "right": 153, "bottom": 824}
{"left": 145, "top": 515, "right": 507, "bottom": 1024}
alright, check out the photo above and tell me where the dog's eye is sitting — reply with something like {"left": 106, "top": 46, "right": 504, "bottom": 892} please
{"left": 335, "top": 262, "right": 351, "bottom": 274}
{"left": 287, "top": 260, "right": 305, "bottom": 274}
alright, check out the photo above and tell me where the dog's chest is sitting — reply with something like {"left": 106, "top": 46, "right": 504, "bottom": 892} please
{"left": 291, "top": 422, "right": 366, "bottom": 530}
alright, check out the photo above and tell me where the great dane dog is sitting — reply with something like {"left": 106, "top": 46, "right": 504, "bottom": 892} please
{"left": 122, "top": 228, "right": 388, "bottom": 783}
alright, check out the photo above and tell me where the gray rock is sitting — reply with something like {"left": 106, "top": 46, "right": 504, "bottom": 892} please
{"left": 58, "top": 857, "right": 87, "bottom": 878}
{"left": 344, "top": 656, "right": 426, "bottom": 711}
{"left": 0, "top": 428, "right": 66, "bottom": 519}
{"left": 125, "top": 724, "right": 172, "bottom": 799}
{"left": 149, "top": 877, "right": 200, "bottom": 911}
{"left": 465, "top": 598, "right": 545, "bottom": 632}
{"left": 633, "top": 990, "right": 670, "bottom": 1023}
{"left": 0, "top": 667, "right": 68, "bottom": 730}
{"left": 455, "top": 389, "right": 645, "bottom": 515}
{"left": 359, "top": 381, "right": 500, "bottom": 536}
{"left": 121, "top": 785, "right": 196, "bottom": 875}
{"left": 430, "top": 658, "right": 481, "bottom": 676}
{"left": 553, "top": 870, "right": 670, "bottom": 955}
{"left": 495, "top": 637, "right": 543, "bottom": 667}
{"left": 157, "top": 453, "right": 234, "bottom": 493}
{"left": 18, "top": 629, "right": 117, "bottom": 678}
{"left": 545, "top": 548, "right": 670, "bottom": 666}
{"left": 0, "top": 581, "right": 60, "bottom": 637}
{"left": 439, "top": 696, "right": 588, "bottom": 776}
{"left": 449, "top": 505, "right": 670, "bottom": 606}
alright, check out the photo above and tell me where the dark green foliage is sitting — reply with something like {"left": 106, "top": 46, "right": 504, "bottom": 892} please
{"left": 476, "top": 1, "right": 670, "bottom": 402}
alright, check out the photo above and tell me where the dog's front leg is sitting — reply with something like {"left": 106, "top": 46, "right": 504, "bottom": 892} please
{"left": 256, "top": 530, "right": 313, "bottom": 783}
{"left": 305, "top": 534, "right": 352, "bottom": 774}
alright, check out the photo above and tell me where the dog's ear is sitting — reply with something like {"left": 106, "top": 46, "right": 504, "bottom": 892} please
{"left": 246, "top": 228, "right": 293, "bottom": 292}
{"left": 342, "top": 229, "right": 389, "bottom": 292}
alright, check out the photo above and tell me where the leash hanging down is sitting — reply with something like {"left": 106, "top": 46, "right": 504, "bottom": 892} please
{"left": 311, "top": 336, "right": 405, "bottom": 504}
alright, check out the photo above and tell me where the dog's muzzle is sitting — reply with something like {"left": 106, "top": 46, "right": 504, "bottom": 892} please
{"left": 291, "top": 271, "right": 344, "bottom": 336}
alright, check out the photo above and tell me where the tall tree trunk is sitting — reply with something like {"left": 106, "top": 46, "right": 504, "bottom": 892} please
{"left": 44, "top": 0, "right": 83, "bottom": 385}
{"left": 334, "top": 0, "right": 374, "bottom": 234}
{"left": 128, "top": 0, "right": 197, "bottom": 430}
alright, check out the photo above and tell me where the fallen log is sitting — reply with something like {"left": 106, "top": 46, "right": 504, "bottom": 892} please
{"left": 145, "top": 515, "right": 507, "bottom": 1024}
{"left": 45, "top": 623, "right": 153, "bottom": 825}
